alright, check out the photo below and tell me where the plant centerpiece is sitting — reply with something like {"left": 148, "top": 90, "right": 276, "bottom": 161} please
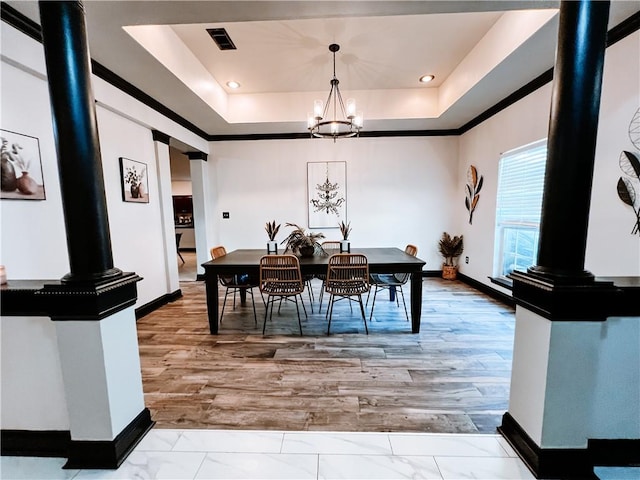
{"left": 281, "top": 223, "right": 325, "bottom": 257}
{"left": 438, "top": 232, "right": 464, "bottom": 280}
{"left": 339, "top": 220, "right": 351, "bottom": 252}
{"left": 265, "top": 220, "right": 281, "bottom": 254}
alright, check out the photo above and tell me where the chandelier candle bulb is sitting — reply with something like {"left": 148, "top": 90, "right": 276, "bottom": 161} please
{"left": 314, "top": 100, "right": 324, "bottom": 119}
{"left": 346, "top": 98, "right": 356, "bottom": 118}
{"left": 354, "top": 112, "right": 364, "bottom": 129}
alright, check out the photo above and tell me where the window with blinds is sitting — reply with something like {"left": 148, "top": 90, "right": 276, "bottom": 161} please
{"left": 493, "top": 139, "right": 547, "bottom": 279}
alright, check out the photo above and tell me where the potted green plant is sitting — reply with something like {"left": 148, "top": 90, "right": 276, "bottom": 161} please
{"left": 438, "top": 232, "right": 464, "bottom": 280}
{"left": 339, "top": 220, "right": 351, "bottom": 253}
{"left": 265, "top": 220, "right": 281, "bottom": 254}
{"left": 281, "top": 223, "right": 325, "bottom": 257}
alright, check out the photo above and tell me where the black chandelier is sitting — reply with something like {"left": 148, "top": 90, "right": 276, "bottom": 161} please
{"left": 307, "top": 44, "right": 363, "bottom": 141}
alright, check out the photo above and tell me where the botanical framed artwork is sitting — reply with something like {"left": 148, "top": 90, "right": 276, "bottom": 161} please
{"left": 616, "top": 108, "right": 640, "bottom": 235}
{"left": 119, "top": 157, "right": 149, "bottom": 203}
{"left": 307, "top": 161, "right": 346, "bottom": 228}
{"left": 1, "top": 129, "right": 46, "bottom": 200}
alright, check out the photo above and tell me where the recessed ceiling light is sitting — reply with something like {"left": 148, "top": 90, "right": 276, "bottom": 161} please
{"left": 226, "top": 81, "right": 240, "bottom": 89}
{"left": 419, "top": 74, "right": 435, "bottom": 84}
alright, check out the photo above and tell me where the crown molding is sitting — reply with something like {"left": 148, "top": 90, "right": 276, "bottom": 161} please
{"left": 1, "top": 2, "right": 41, "bottom": 42}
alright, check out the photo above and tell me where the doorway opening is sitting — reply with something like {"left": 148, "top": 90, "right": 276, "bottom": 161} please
{"left": 169, "top": 145, "right": 197, "bottom": 282}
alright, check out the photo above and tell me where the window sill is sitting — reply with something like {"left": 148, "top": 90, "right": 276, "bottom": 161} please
{"left": 489, "top": 276, "right": 513, "bottom": 290}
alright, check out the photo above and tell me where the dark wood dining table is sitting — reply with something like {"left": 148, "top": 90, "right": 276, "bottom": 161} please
{"left": 201, "top": 247, "right": 426, "bottom": 334}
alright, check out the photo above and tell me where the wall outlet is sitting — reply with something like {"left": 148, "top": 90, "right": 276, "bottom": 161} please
{"left": 465, "top": 256, "right": 469, "bottom": 264}
{"left": 223, "top": 212, "right": 230, "bottom": 219}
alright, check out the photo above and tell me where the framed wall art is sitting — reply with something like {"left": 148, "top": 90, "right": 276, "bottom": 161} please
{"left": 465, "top": 165, "right": 483, "bottom": 224}
{"left": 119, "top": 157, "right": 149, "bottom": 203}
{"left": 1, "top": 129, "right": 46, "bottom": 200}
{"left": 307, "top": 161, "right": 346, "bottom": 228}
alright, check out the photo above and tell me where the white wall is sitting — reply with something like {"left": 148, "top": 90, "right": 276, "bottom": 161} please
{"left": 586, "top": 34, "right": 640, "bottom": 274}
{"left": 0, "top": 61, "right": 69, "bottom": 280}
{"left": 207, "top": 136, "right": 459, "bottom": 270}
{"left": 96, "top": 107, "right": 169, "bottom": 305}
{"left": 507, "top": 306, "right": 552, "bottom": 445}
{"left": 458, "top": 32, "right": 640, "bottom": 292}
{"left": 0, "top": 316, "right": 69, "bottom": 430}
{"left": 590, "top": 316, "right": 640, "bottom": 441}
{"left": 192, "top": 158, "right": 219, "bottom": 272}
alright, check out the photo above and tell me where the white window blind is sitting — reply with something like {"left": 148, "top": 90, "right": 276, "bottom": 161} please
{"left": 494, "top": 139, "right": 547, "bottom": 278}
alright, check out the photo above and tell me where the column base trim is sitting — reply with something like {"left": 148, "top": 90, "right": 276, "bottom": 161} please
{"left": 43, "top": 272, "right": 142, "bottom": 321}
{"left": 499, "top": 413, "right": 640, "bottom": 478}
{"left": 588, "top": 438, "right": 640, "bottom": 466}
{"left": 498, "top": 412, "right": 597, "bottom": 479}
{"left": 1, "top": 430, "right": 71, "bottom": 457}
{"left": 64, "top": 408, "right": 154, "bottom": 469}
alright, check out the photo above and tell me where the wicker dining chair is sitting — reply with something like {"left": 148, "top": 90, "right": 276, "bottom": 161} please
{"left": 324, "top": 253, "right": 370, "bottom": 335}
{"left": 210, "top": 245, "right": 260, "bottom": 325}
{"left": 316, "top": 241, "right": 342, "bottom": 312}
{"left": 367, "top": 244, "right": 418, "bottom": 322}
{"left": 259, "top": 255, "right": 307, "bottom": 335}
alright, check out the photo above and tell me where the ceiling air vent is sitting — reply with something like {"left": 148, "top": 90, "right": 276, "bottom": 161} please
{"left": 206, "top": 28, "right": 237, "bottom": 50}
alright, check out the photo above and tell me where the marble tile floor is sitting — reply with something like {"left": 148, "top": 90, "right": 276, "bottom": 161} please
{"left": 0, "top": 429, "right": 533, "bottom": 479}
{"left": 2, "top": 428, "right": 635, "bottom": 480}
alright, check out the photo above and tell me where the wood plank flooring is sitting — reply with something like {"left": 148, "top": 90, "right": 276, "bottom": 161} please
{"left": 136, "top": 277, "right": 515, "bottom": 434}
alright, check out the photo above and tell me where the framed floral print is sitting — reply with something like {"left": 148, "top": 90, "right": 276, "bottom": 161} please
{"left": 119, "top": 157, "right": 149, "bottom": 203}
{"left": 1, "top": 129, "right": 46, "bottom": 200}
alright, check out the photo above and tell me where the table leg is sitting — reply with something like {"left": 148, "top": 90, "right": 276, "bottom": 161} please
{"left": 410, "top": 272, "right": 422, "bottom": 333}
{"left": 205, "top": 273, "right": 220, "bottom": 334}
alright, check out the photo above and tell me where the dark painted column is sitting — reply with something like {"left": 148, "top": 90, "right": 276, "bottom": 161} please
{"left": 528, "top": 0, "right": 610, "bottom": 284}
{"left": 39, "top": 1, "right": 121, "bottom": 283}
{"left": 501, "top": 4, "right": 638, "bottom": 477}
